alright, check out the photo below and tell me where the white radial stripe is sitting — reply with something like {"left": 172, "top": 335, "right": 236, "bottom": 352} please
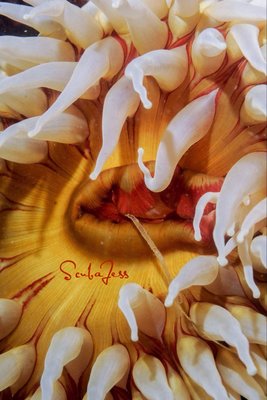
{"left": 213, "top": 152, "right": 266, "bottom": 267}
{"left": 90, "top": 76, "right": 140, "bottom": 180}
{"left": 24, "top": 0, "right": 103, "bottom": 49}
{"left": 227, "top": 24, "right": 266, "bottom": 74}
{"left": 125, "top": 46, "right": 188, "bottom": 109}
{"left": 28, "top": 37, "right": 124, "bottom": 137}
{"left": 138, "top": 89, "right": 218, "bottom": 193}
{"left": 86, "top": 344, "right": 130, "bottom": 400}
{"left": 112, "top": 0, "right": 168, "bottom": 54}
{"left": 165, "top": 256, "right": 219, "bottom": 307}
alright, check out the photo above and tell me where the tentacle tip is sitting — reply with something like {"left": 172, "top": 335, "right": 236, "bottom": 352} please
{"left": 131, "top": 333, "right": 139, "bottom": 342}
{"left": 194, "top": 233, "right": 202, "bottom": 242}
{"left": 217, "top": 256, "right": 228, "bottom": 267}
{"left": 89, "top": 171, "right": 98, "bottom": 181}
{"left": 137, "top": 147, "right": 149, "bottom": 175}
{"left": 137, "top": 147, "right": 144, "bottom": 157}
{"left": 247, "top": 365, "right": 257, "bottom": 376}
{"left": 164, "top": 297, "right": 173, "bottom": 308}
{"left": 143, "top": 100, "right": 152, "bottom": 110}
{"left": 252, "top": 288, "right": 261, "bottom": 299}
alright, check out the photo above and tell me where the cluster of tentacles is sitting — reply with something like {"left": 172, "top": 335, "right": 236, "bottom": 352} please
{"left": 0, "top": 0, "right": 266, "bottom": 399}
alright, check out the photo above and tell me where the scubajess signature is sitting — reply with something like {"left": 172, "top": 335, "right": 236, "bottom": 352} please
{"left": 59, "top": 259, "right": 129, "bottom": 285}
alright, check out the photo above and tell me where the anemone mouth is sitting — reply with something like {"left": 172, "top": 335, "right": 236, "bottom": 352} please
{"left": 68, "top": 160, "right": 224, "bottom": 258}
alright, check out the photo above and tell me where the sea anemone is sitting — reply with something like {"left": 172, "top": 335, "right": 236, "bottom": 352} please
{"left": 0, "top": 0, "right": 266, "bottom": 399}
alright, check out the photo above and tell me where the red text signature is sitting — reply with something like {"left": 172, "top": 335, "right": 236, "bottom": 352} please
{"left": 59, "top": 259, "right": 129, "bottom": 286}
